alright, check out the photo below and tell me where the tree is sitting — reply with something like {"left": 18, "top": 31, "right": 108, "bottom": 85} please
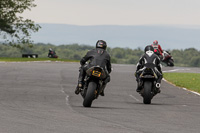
{"left": 111, "top": 48, "right": 126, "bottom": 59}
{"left": 190, "top": 56, "right": 200, "bottom": 67}
{"left": 0, "top": 0, "right": 40, "bottom": 47}
{"left": 127, "top": 56, "right": 138, "bottom": 64}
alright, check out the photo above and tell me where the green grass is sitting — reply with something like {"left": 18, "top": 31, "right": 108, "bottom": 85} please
{"left": 164, "top": 73, "right": 200, "bottom": 93}
{"left": 0, "top": 57, "right": 79, "bottom": 62}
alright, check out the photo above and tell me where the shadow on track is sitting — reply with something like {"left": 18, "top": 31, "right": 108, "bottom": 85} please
{"left": 125, "top": 101, "right": 174, "bottom": 106}
{"left": 72, "top": 105, "right": 128, "bottom": 110}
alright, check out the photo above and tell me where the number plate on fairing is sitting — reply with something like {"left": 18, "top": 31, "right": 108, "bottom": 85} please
{"left": 92, "top": 70, "right": 101, "bottom": 77}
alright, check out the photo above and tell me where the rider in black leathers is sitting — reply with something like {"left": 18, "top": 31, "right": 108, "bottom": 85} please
{"left": 135, "top": 45, "right": 163, "bottom": 93}
{"left": 75, "top": 40, "right": 112, "bottom": 96}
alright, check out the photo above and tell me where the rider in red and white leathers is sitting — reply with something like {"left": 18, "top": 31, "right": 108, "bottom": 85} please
{"left": 151, "top": 40, "right": 164, "bottom": 59}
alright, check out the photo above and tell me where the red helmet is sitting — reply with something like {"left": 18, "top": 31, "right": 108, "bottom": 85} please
{"left": 153, "top": 40, "right": 158, "bottom": 45}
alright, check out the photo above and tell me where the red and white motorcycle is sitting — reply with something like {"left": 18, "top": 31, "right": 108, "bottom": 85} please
{"left": 154, "top": 49, "right": 174, "bottom": 67}
{"left": 162, "top": 51, "right": 174, "bottom": 67}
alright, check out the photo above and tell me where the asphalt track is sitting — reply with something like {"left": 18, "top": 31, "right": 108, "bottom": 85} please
{"left": 0, "top": 62, "right": 200, "bottom": 133}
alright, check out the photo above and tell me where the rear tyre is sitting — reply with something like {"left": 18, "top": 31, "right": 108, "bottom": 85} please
{"left": 143, "top": 81, "right": 152, "bottom": 104}
{"left": 83, "top": 82, "right": 97, "bottom": 107}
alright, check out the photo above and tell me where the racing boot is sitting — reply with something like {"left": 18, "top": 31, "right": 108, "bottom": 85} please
{"left": 100, "top": 76, "right": 111, "bottom": 96}
{"left": 136, "top": 78, "right": 142, "bottom": 92}
{"left": 75, "top": 82, "right": 83, "bottom": 95}
{"left": 100, "top": 90, "right": 105, "bottom": 96}
{"left": 136, "top": 85, "right": 142, "bottom": 92}
{"left": 100, "top": 83, "right": 106, "bottom": 96}
{"left": 75, "top": 66, "right": 85, "bottom": 95}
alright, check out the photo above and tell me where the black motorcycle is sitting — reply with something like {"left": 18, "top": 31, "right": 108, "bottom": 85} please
{"left": 80, "top": 66, "right": 107, "bottom": 107}
{"left": 138, "top": 63, "right": 160, "bottom": 104}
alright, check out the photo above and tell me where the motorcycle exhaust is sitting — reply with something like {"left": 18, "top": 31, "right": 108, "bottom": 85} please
{"left": 156, "top": 83, "right": 161, "bottom": 88}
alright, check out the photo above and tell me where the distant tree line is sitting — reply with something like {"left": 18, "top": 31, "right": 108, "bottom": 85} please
{"left": 0, "top": 43, "right": 200, "bottom": 67}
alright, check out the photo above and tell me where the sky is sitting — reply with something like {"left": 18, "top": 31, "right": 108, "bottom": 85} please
{"left": 22, "top": 0, "right": 200, "bottom": 26}
{"left": 20, "top": 0, "right": 200, "bottom": 50}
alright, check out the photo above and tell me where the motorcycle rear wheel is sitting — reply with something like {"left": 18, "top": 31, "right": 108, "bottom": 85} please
{"left": 143, "top": 81, "right": 153, "bottom": 104}
{"left": 83, "top": 81, "right": 97, "bottom": 107}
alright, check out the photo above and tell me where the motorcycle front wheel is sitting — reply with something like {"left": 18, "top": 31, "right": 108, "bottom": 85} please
{"left": 143, "top": 81, "right": 153, "bottom": 104}
{"left": 83, "top": 81, "right": 97, "bottom": 107}
{"left": 167, "top": 59, "right": 174, "bottom": 67}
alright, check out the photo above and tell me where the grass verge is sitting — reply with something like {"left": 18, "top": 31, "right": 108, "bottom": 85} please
{"left": 0, "top": 57, "right": 79, "bottom": 62}
{"left": 164, "top": 73, "right": 200, "bottom": 93}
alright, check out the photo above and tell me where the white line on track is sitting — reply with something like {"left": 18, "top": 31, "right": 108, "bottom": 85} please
{"left": 182, "top": 88, "right": 200, "bottom": 96}
{"left": 60, "top": 84, "right": 70, "bottom": 105}
{"left": 163, "top": 68, "right": 200, "bottom": 96}
{"left": 129, "top": 95, "right": 140, "bottom": 102}
{"left": 163, "top": 78, "right": 200, "bottom": 96}
{"left": 163, "top": 68, "right": 190, "bottom": 73}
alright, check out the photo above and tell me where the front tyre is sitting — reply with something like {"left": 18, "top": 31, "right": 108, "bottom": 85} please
{"left": 167, "top": 59, "right": 174, "bottom": 67}
{"left": 143, "top": 81, "right": 153, "bottom": 104}
{"left": 83, "top": 82, "right": 97, "bottom": 107}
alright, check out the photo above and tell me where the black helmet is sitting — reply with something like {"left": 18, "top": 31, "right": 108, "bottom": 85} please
{"left": 96, "top": 40, "right": 107, "bottom": 50}
{"left": 144, "top": 45, "right": 154, "bottom": 53}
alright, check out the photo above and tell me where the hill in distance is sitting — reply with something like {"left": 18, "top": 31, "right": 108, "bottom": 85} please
{"left": 32, "top": 23, "right": 200, "bottom": 50}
